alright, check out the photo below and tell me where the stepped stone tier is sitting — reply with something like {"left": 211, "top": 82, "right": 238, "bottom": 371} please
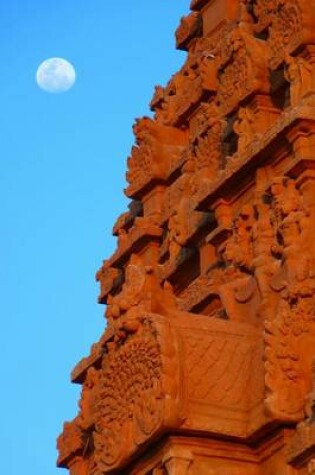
{"left": 57, "top": 1, "right": 315, "bottom": 474}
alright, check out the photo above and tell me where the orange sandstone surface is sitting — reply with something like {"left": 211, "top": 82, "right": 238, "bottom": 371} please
{"left": 57, "top": 1, "right": 315, "bottom": 473}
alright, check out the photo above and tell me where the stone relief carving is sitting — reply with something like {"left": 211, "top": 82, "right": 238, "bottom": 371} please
{"left": 188, "top": 102, "right": 226, "bottom": 181}
{"left": 263, "top": 177, "right": 315, "bottom": 420}
{"left": 284, "top": 53, "right": 313, "bottom": 107}
{"left": 195, "top": 175, "right": 315, "bottom": 422}
{"left": 253, "top": 0, "right": 274, "bottom": 32}
{"left": 268, "top": 0, "right": 303, "bottom": 69}
{"left": 287, "top": 358, "right": 315, "bottom": 468}
{"left": 94, "top": 321, "right": 164, "bottom": 469}
{"left": 217, "top": 12, "right": 269, "bottom": 114}
{"left": 251, "top": 198, "right": 279, "bottom": 306}
{"left": 162, "top": 159, "right": 207, "bottom": 266}
{"left": 168, "top": 200, "right": 191, "bottom": 264}
{"left": 233, "top": 107, "right": 258, "bottom": 153}
{"left": 57, "top": 366, "right": 102, "bottom": 471}
{"left": 151, "top": 42, "right": 217, "bottom": 128}
{"left": 58, "top": 0, "right": 315, "bottom": 473}
{"left": 105, "top": 254, "right": 178, "bottom": 336}
{"left": 126, "top": 117, "right": 187, "bottom": 198}
{"left": 93, "top": 315, "right": 181, "bottom": 473}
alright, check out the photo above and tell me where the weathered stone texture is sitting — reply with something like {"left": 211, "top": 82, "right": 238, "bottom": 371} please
{"left": 58, "top": 1, "right": 315, "bottom": 474}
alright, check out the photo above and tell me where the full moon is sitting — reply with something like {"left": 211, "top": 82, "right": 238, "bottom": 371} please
{"left": 36, "top": 57, "right": 76, "bottom": 93}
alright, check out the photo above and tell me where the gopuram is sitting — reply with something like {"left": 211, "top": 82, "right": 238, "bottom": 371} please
{"left": 57, "top": 1, "right": 315, "bottom": 474}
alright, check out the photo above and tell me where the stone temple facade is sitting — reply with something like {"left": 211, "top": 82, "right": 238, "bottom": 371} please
{"left": 57, "top": 1, "right": 315, "bottom": 474}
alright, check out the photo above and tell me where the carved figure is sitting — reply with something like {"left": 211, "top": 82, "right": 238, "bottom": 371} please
{"left": 264, "top": 177, "right": 315, "bottom": 420}
{"left": 168, "top": 201, "right": 189, "bottom": 264}
{"left": 58, "top": 2, "right": 315, "bottom": 474}
{"left": 217, "top": 233, "right": 259, "bottom": 323}
{"left": 233, "top": 204, "right": 254, "bottom": 269}
{"left": 284, "top": 54, "right": 313, "bottom": 106}
{"left": 105, "top": 255, "right": 154, "bottom": 338}
{"left": 251, "top": 199, "right": 279, "bottom": 304}
{"left": 233, "top": 107, "right": 256, "bottom": 153}
{"left": 270, "top": 177, "right": 302, "bottom": 227}
{"left": 106, "top": 253, "right": 178, "bottom": 340}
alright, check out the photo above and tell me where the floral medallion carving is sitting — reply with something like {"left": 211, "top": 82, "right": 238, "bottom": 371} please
{"left": 93, "top": 316, "right": 181, "bottom": 473}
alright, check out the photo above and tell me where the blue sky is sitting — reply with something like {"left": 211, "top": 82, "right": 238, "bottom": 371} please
{"left": 0, "top": 1, "right": 188, "bottom": 473}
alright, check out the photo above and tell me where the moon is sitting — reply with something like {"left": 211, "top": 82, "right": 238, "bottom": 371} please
{"left": 36, "top": 58, "right": 76, "bottom": 93}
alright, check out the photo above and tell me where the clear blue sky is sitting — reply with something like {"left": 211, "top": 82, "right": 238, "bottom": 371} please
{"left": 0, "top": 1, "right": 188, "bottom": 473}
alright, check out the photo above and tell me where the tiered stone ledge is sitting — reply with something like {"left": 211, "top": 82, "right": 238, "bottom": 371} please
{"left": 196, "top": 102, "right": 315, "bottom": 211}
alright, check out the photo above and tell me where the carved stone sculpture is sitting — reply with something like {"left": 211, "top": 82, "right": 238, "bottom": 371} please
{"left": 284, "top": 53, "right": 313, "bottom": 107}
{"left": 58, "top": 1, "right": 315, "bottom": 474}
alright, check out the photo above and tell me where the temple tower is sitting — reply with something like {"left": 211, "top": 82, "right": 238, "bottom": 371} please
{"left": 57, "top": 1, "right": 315, "bottom": 474}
